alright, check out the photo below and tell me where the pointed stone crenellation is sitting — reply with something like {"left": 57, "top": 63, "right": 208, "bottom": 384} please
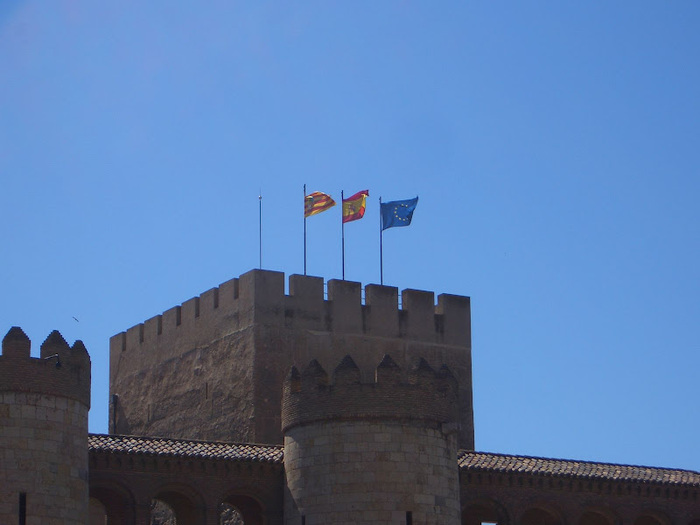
{"left": 281, "top": 355, "right": 460, "bottom": 434}
{"left": 285, "top": 366, "right": 301, "bottom": 394}
{"left": 375, "top": 354, "right": 402, "bottom": 384}
{"left": 301, "top": 359, "right": 328, "bottom": 389}
{"left": 2, "top": 326, "right": 31, "bottom": 358}
{"left": 409, "top": 357, "right": 436, "bottom": 388}
{"left": 40, "top": 329, "right": 70, "bottom": 358}
{"left": 0, "top": 327, "right": 91, "bottom": 408}
{"left": 333, "top": 355, "right": 361, "bottom": 386}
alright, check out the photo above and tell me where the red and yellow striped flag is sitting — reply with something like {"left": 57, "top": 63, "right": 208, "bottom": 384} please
{"left": 342, "top": 190, "right": 369, "bottom": 223}
{"left": 304, "top": 191, "right": 336, "bottom": 217}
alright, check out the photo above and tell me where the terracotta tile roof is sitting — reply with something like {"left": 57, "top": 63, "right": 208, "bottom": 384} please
{"left": 458, "top": 451, "right": 700, "bottom": 487}
{"left": 88, "top": 434, "right": 283, "bottom": 464}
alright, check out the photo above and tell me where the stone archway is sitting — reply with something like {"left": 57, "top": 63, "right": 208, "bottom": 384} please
{"left": 521, "top": 507, "right": 563, "bottom": 525}
{"left": 633, "top": 513, "right": 670, "bottom": 525}
{"left": 220, "top": 494, "right": 265, "bottom": 525}
{"left": 219, "top": 502, "right": 245, "bottom": 524}
{"left": 579, "top": 508, "right": 618, "bottom": 525}
{"left": 151, "top": 484, "right": 206, "bottom": 525}
{"left": 90, "top": 482, "right": 136, "bottom": 525}
{"left": 462, "top": 499, "right": 509, "bottom": 525}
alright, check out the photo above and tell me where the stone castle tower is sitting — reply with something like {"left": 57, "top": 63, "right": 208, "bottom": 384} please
{"left": 282, "top": 355, "right": 462, "bottom": 524}
{"left": 107, "top": 268, "right": 471, "bottom": 523}
{"left": 0, "top": 327, "right": 91, "bottom": 525}
{"left": 109, "top": 269, "right": 473, "bottom": 449}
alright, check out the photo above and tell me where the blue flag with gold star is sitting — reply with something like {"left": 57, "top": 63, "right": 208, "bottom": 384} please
{"left": 380, "top": 197, "right": 418, "bottom": 230}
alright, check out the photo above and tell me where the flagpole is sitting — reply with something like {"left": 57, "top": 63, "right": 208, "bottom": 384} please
{"left": 303, "top": 184, "right": 307, "bottom": 275}
{"left": 341, "top": 190, "right": 345, "bottom": 280}
{"left": 259, "top": 191, "right": 262, "bottom": 269}
{"left": 379, "top": 196, "right": 384, "bottom": 285}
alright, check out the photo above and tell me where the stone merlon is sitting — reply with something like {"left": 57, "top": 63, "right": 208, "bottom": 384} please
{"left": 110, "top": 269, "right": 471, "bottom": 355}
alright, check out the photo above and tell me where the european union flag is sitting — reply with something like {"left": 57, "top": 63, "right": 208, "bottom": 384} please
{"left": 380, "top": 197, "right": 418, "bottom": 230}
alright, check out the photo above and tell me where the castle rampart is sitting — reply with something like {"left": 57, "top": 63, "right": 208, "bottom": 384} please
{"left": 282, "top": 355, "right": 461, "bottom": 524}
{"left": 109, "top": 269, "right": 473, "bottom": 448}
{"left": 0, "top": 327, "right": 91, "bottom": 525}
{"left": 111, "top": 270, "right": 470, "bottom": 354}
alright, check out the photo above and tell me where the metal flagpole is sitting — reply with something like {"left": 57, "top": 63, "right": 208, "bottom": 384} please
{"left": 303, "top": 184, "right": 307, "bottom": 275}
{"left": 341, "top": 190, "right": 345, "bottom": 280}
{"left": 259, "top": 191, "right": 262, "bottom": 269}
{"left": 379, "top": 196, "right": 384, "bottom": 285}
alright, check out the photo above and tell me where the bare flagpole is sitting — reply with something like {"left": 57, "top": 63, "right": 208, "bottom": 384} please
{"left": 379, "top": 196, "right": 384, "bottom": 285}
{"left": 259, "top": 190, "right": 262, "bottom": 269}
{"left": 303, "top": 184, "right": 307, "bottom": 275}
{"left": 341, "top": 190, "right": 345, "bottom": 280}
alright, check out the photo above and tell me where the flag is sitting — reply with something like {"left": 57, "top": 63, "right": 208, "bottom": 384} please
{"left": 342, "top": 190, "right": 369, "bottom": 223}
{"left": 304, "top": 191, "right": 336, "bottom": 217}
{"left": 380, "top": 196, "right": 418, "bottom": 230}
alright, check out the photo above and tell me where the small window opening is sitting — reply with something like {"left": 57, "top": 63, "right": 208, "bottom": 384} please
{"left": 19, "top": 493, "right": 26, "bottom": 525}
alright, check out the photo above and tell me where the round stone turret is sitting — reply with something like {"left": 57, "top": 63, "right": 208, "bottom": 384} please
{"left": 282, "top": 354, "right": 461, "bottom": 525}
{"left": 0, "top": 327, "right": 91, "bottom": 525}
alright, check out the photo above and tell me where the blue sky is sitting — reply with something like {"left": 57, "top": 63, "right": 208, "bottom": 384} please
{"left": 1, "top": 2, "right": 699, "bottom": 472}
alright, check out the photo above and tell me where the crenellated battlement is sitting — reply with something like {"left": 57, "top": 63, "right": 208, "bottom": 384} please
{"left": 109, "top": 269, "right": 473, "bottom": 447}
{"left": 281, "top": 354, "right": 460, "bottom": 433}
{"left": 111, "top": 269, "right": 470, "bottom": 355}
{"left": 0, "top": 327, "right": 91, "bottom": 407}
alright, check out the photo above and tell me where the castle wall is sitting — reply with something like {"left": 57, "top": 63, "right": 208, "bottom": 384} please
{"left": 109, "top": 270, "right": 473, "bottom": 448}
{"left": 0, "top": 328, "right": 91, "bottom": 525}
{"left": 284, "top": 420, "right": 460, "bottom": 525}
{"left": 281, "top": 356, "right": 462, "bottom": 525}
{"left": 459, "top": 465, "right": 700, "bottom": 524}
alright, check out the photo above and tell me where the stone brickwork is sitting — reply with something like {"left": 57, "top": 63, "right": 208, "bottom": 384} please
{"left": 0, "top": 327, "right": 91, "bottom": 525}
{"left": 110, "top": 269, "right": 473, "bottom": 448}
{"left": 282, "top": 356, "right": 461, "bottom": 525}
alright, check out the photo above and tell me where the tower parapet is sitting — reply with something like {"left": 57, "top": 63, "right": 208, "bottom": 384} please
{"left": 282, "top": 355, "right": 461, "bottom": 525}
{"left": 1, "top": 327, "right": 91, "bottom": 406}
{"left": 111, "top": 269, "right": 471, "bottom": 353}
{"left": 0, "top": 327, "right": 91, "bottom": 525}
{"left": 282, "top": 354, "right": 459, "bottom": 433}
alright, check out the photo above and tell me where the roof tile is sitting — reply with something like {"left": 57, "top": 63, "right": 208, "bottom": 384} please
{"left": 88, "top": 434, "right": 283, "bottom": 464}
{"left": 458, "top": 451, "right": 700, "bottom": 487}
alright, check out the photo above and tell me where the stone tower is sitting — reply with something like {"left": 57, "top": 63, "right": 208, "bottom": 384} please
{"left": 0, "top": 327, "right": 91, "bottom": 525}
{"left": 109, "top": 269, "right": 473, "bottom": 449}
{"left": 282, "top": 355, "right": 462, "bottom": 524}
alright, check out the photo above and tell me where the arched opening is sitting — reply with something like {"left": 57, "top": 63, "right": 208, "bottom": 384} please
{"left": 634, "top": 515, "right": 667, "bottom": 525}
{"left": 89, "top": 498, "right": 108, "bottom": 525}
{"left": 219, "top": 502, "right": 245, "bottom": 524}
{"left": 462, "top": 501, "right": 506, "bottom": 525}
{"left": 151, "top": 499, "right": 177, "bottom": 525}
{"left": 521, "top": 507, "right": 562, "bottom": 525}
{"left": 90, "top": 483, "right": 135, "bottom": 525}
{"left": 221, "top": 495, "right": 264, "bottom": 525}
{"left": 151, "top": 487, "right": 203, "bottom": 525}
{"left": 580, "top": 510, "right": 614, "bottom": 525}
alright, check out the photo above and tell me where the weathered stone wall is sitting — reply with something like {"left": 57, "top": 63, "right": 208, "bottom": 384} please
{"left": 282, "top": 356, "right": 461, "bottom": 525}
{"left": 284, "top": 420, "right": 460, "bottom": 525}
{"left": 0, "top": 328, "right": 91, "bottom": 525}
{"left": 109, "top": 269, "right": 473, "bottom": 448}
{"left": 460, "top": 466, "right": 700, "bottom": 524}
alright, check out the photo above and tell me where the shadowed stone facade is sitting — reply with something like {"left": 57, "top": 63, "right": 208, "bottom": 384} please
{"left": 1, "top": 269, "right": 699, "bottom": 524}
